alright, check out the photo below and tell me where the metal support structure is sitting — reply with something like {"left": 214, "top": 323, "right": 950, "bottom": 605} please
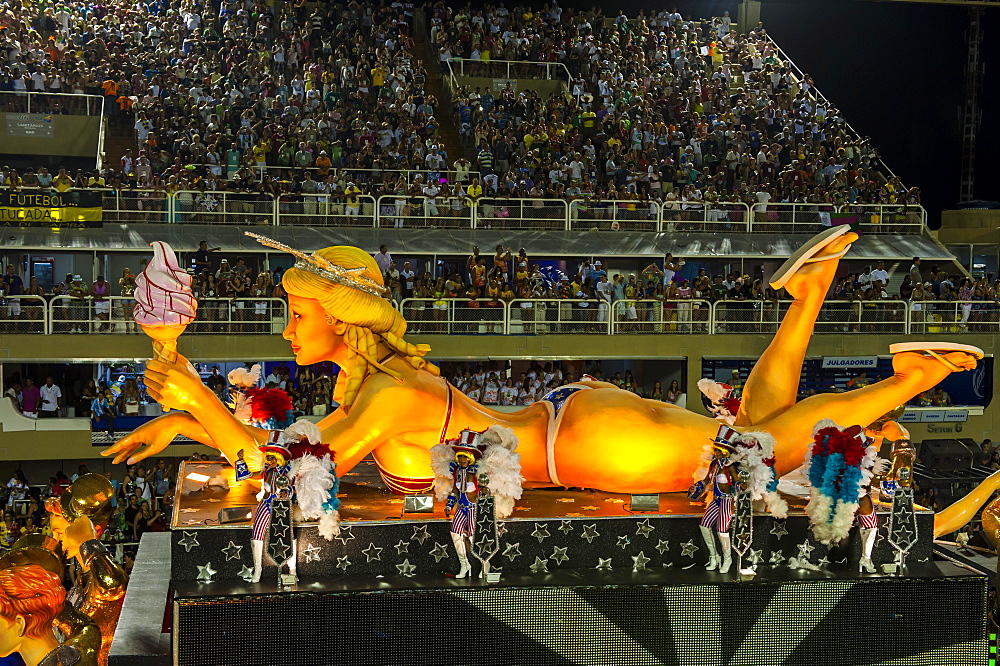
{"left": 959, "top": 7, "right": 985, "bottom": 203}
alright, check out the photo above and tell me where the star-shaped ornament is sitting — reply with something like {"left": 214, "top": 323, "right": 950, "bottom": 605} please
{"left": 336, "top": 556, "right": 352, "bottom": 572}
{"left": 221, "top": 541, "right": 243, "bottom": 561}
{"left": 747, "top": 549, "right": 764, "bottom": 565}
{"left": 411, "top": 525, "right": 431, "bottom": 545}
{"left": 680, "top": 540, "right": 699, "bottom": 557}
{"left": 549, "top": 546, "right": 569, "bottom": 565}
{"left": 769, "top": 550, "right": 786, "bottom": 565}
{"left": 503, "top": 542, "right": 522, "bottom": 561}
{"left": 302, "top": 543, "right": 321, "bottom": 563}
{"left": 239, "top": 565, "right": 254, "bottom": 582}
{"left": 196, "top": 562, "right": 217, "bottom": 582}
{"left": 396, "top": 559, "right": 416, "bottom": 576}
{"left": 530, "top": 556, "right": 549, "bottom": 574}
{"left": 531, "top": 523, "right": 551, "bottom": 543}
{"left": 595, "top": 557, "right": 613, "bottom": 571}
{"left": 362, "top": 543, "right": 383, "bottom": 562}
{"left": 617, "top": 535, "right": 631, "bottom": 549}
{"left": 817, "top": 555, "right": 831, "bottom": 567}
{"left": 558, "top": 520, "right": 575, "bottom": 535}
{"left": 581, "top": 506, "right": 599, "bottom": 511}
{"left": 655, "top": 539, "right": 670, "bottom": 554}
{"left": 797, "top": 540, "right": 816, "bottom": 559}
{"left": 770, "top": 520, "right": 789, "bottom": 539}
{"left": 632, "top": 551, "right": 651, "bottom": 570}
{"left": 475, "top": 535, "right": 496, "bottom": 553}
{"left": 580, "top": 524, "right": 600, "bottom": 543}
{"left": 394, "top": 540, "right": 410, "bottom": 555}
{"left": 336, "top": 525, "right": 356, "bottom": 545}
{"left": 635, "top": 518, "right": 655, "bottom": 538}
{"left": 429, "top": 542, "right": 450, "bottom": 563}
{"left": 178, "top": 532, "right": 200, "bottom": 552}
{"left": 496, "top": 523, "right": 507, "bottom": 538}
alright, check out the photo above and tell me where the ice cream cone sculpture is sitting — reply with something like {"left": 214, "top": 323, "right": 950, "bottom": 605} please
{"left": 133, "top": 242, "right": 198, "bottom": 409}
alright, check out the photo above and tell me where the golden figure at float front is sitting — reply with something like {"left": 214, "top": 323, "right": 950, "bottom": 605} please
{"left": 103, "top": 229, "right": 985, "bottom": 529}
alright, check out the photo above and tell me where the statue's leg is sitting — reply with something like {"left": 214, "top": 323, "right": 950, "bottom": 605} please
{"left": 762, "top": 348, "right": 979, "bottom": 471}
{"left": 736, "top": 230, "right": 859, "bottom": 426}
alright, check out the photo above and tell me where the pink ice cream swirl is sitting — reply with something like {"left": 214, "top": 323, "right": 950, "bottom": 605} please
{"left": 133, "top": 241, "right": 198, "bottom": 326}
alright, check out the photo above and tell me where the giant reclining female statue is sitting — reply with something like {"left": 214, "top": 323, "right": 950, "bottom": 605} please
{"left": 102, "top": 227, "right": 992, "bottom": 538}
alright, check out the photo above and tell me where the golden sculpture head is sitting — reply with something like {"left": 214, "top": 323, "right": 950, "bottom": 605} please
{"left": 281, "top": 246, "right": 439, "bottom": 408}
{"left": 0, "top": 564, "right": 66, "bottom": 654}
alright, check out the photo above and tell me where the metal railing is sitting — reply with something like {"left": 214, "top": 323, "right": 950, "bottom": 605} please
{"left": 0, "top": 187, "right": 928, "bottom": 232}
{"left": 713, "top": 299, "right": 908, "bottom": 334}
{"left": 45, "top": 296, "right": 287, "bottom": 335}
{"left": 1, "top": 297, "right": 995, "bottom": 336}
{"left": 445, "top": 58, "right": 573, "bottom": 86}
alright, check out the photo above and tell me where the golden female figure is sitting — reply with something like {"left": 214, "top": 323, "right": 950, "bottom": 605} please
{"left": 104, "top": 230, "right": 980, "bottom": 504}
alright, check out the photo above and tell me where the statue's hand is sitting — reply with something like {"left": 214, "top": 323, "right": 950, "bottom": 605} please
{"left": 101, "top": 412, "right": 202, "bottom": 464}
{"left": 145, "top": 348, "right": 212, "bottom": 413}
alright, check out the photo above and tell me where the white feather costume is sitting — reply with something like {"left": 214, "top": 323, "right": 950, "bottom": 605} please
{"left": 731, "top": 430, "right": 788, "bottom": 519}
{"left": 431, "top": 425, "right": 524, "bottom": 519}
{"left": 284, "top": 419, "right": 340, "bottom": 540}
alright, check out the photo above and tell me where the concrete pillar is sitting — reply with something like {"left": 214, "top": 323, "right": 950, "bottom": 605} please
{"left": 738, "top": 0, "right": 762, "bottom": 35}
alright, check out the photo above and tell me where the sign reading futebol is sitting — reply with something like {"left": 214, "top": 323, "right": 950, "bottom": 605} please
{"left": 6, "top": 113, "right": 54, "bottom": 138}
{"left": 0, "top": 189, "right": 103, "bottom": 227}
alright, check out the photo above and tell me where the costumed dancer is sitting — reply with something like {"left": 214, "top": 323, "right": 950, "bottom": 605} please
{"left": 804, "top": 420, "right": 889, "bottom": 572}
{"left": 731, "top": 431, "right": 788, "bottom": 519}
{"left": 250, "top": 421, "right": 340, "bottom": 584}
{"left": 0, "top": 564, "right": 89, "bottom": 666}
{"left": 431, "top": 426, "right": 523, "bottom": 579}
{"left": 697, "top": 378, "right": 740, "bottom": 425}
{"left": 690, "top": 426, "right": 742, "bottom": 574}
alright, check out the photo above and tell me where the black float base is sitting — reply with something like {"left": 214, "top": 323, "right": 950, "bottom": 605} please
{"left": 172, "top": 562, "right": 987, "bottom": 666}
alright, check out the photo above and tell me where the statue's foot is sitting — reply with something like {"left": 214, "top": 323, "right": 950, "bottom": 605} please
{"left": 771, "top": 227, "right": 859, "bottom": 300}
{"left": 890, "top": 342, "right": 982, "bottom": 386}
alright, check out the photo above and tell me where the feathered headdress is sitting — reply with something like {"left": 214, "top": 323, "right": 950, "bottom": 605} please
{"left": 803, "top": 419, "right": 888, "bottom": 544}
{"left": 286, "top": 419, "right": 340, "bottom": 540}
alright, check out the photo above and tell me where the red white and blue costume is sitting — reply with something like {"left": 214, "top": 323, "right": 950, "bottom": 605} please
{"left": 696, "top": 426, "right": 741, "bottom": 574}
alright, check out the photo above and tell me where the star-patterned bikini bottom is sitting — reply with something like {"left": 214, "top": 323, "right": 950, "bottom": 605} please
{"left": 538, "top": 384, "right": 594, "bottom": 487}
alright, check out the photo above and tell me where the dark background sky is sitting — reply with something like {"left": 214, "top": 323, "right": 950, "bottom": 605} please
{"left": 561, "top": 0, "right": 998, "bottom": 226}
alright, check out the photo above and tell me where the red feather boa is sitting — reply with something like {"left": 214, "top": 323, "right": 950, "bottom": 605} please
{"left": 246, "top": 388, "right": 293, "bottom": 424}
{"left": 813, "top": 426, "right": 866, "bottom": 467}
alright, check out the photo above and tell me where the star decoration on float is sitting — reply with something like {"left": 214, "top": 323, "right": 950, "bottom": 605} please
{"left": 797, "top": 541, "right": 815, "bottom": 560}
{"left": 302, "top": 543, "right": 322, "bottom": 563}
{"left": 336, "top": 556, "right": 352, "bottom": 572}
{"left": 396, "top": 559, "right": 416, "bottom": 577}
{"left": 769, "top": 550, "right": 786, "bottom": 566}
{"left": 503, "top": 543, "right": 522, "bottom": 562}
{"left": 496, "top": 523, "right": 507, "bottom": 538}
{"left": 531, "top": 523, "right": 551, "bottom": 543}
{"left": 580, "top": 524, "right": 600, "bottom": 543}
{"left": 680, "top": 540, "right": 699, "bottom": 557}
{"left": 890, "top": 524, "right": 915, "bottom": 547}
{"left": 655, "top": 539, "right": 670, "bottom": 555}
{"left": 411, "top": 524, "right": 431, "bottom": 545}
{"left": 530, "top": 556, "right": 549, "bottom": 574}
{"left": 770, "top": 520, "right": 789, "bottom": 539}
{"left": 271, "top": 523, "right": 290, "bottom": 541}
{"left": 558, "top": 520, "right": 575, "bottom": 535}
{"left": 394, "top": 540, "right": 410, "bottom": 555}
{"left": 635, "top": 518, "right": 655, "bottom": 538}
{"left": 475, "top": 535, "right": 496, "bottom": 553}
{"left": 617, "top": 535, "right": 631, "bottom": 549}
{"left": 196, "top": 562, "right": 217, "bottom": 582}
{"left": 632, "top": 551, "right": 651, "bottom": 571}
{"left": 221, "top": 540, "right": 243, "bottom": 561}
{"left": 238, "top": 565, "right": 254, "bottom": 582}
{"left": 178, "top": 531, "right": 200, "bottom": 552}
{"left": 595, "top": 558, "right": 613, "bottom": 571}
{"left": 747, "top": 549, "right": 764, "bottom": 565}
{"left": 362, "top": 543, "right": 383, "bottom": 562}
{"left": 580, "top": 506, "right": 599, "bottom": 511}
{"left": 817, "top": 555, "right": 831, "bottom": 567}
{"left": 549, "top": 546, "right": 569, "bottom": 565}
{"left": 335, "top": 525, "right": 356, "bottom": 546}
{"left": 429, "top": 542, "right": 451, "bottom": 563}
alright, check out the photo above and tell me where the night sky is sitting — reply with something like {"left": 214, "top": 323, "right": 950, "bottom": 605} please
{"left": 572, "top": 0, "right": 998, "bottom": 226}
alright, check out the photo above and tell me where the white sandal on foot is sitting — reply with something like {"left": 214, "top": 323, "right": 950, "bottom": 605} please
{"left": 769, "top": 226, "right": 853, "bottom": 290}
{"left": 888, "top": 342, "right": 985, "bottom": 371}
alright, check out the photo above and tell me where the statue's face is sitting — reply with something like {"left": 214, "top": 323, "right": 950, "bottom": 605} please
{"left": 284, "top": 294, "right": 348, "bottom": 365}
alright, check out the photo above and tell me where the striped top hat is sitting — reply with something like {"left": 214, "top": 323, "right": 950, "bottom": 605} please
{"left": 710, "top": 425, "right": 738, "bottom": 454}
{"left": 450, "top": 428, "right": 486, "bottom": 461}
{"left": 260, "top": 429, "right": 292, "bottom": 461}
